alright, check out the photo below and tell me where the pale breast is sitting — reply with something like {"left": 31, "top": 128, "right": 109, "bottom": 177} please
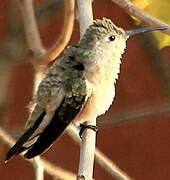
{"left": 90, "top": 78, "right": 115, "bottom": 116}
{"left": 75, "top": 61, "right": 117, "bottom": 123}
{"left": 86, "top": 69, "right": 115, "bottom": 118}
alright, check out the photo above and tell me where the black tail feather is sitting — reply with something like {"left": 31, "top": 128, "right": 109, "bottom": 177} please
{"left": 6, "top": 95, "right": 86, "bottom": 160}
{"left": 24, "top": 111, "right": 69, "bottom": 159}
{"left": 5, "top": 111, "right": 46, "bottom": 162}
{"left": 23, "top": 96, "right": 85, "bottom": 159}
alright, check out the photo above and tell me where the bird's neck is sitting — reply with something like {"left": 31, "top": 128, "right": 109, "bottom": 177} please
{"left": 84, "top": 52, "right": 122, "bottom": 86}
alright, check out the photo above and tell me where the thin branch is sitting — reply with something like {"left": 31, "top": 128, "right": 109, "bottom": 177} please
{"left": 76, "top": 0, "right": 95, "bottom": 179}
{"left": 77, "top": 121, "right": 96, "bottom": 180}
{"left": 0, "top": 0, "right": 64, "bottom": 66}
{"left": 41, "top": 157, "right": 76, "bottom": 180}
{"left": 0, "top": 126, "right": 76, "bottom": 180}
{"left": 17, "top": 0, "right": 75, "bottom": 98}
{"left": 33, "top": 157, "right": 44, "bottom": 180}
{"left": 17, "top": 0, "right": 46, "bottom": 57}
{"left": 77, "top": 0, "right": 93, "bottom": 38}
{"left": 0, "top": 127, "right": 14, "bottom": 147}
{"left": 67, "top": 124, "right": 132, "bottom": 180}
{"left": 18, "top": 0, "right": 75, "bottom": 68}
{"left": 95, "top": 150, "right": 132, "bottom": 180}
{"left": 112, "top": 0, "right": 170, "bottom": 35}
{"left": 98, "top": 102, "right": 170, "bottom": 127}
{"left": 40, "top": 0, "right": 75, "bottom": 64}
{"left": 14, "top": 2, "right": 76, "bottom": 179}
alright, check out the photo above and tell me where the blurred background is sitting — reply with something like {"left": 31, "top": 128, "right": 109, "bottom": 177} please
{"left": 0, "top": 0, "right": 170, "bottom": 179}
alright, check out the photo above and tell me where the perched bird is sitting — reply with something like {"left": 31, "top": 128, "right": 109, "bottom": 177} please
{"left": 5, "top": 18, "right": 165, "bottom": 162}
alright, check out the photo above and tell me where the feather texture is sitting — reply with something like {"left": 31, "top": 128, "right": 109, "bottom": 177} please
{"left": 5, "top": 111, "right": 46, "bottom": 162}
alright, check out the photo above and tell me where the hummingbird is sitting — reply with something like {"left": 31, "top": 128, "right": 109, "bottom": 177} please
{"left": 5, "top": 18, "right": 165, "bottom": 162}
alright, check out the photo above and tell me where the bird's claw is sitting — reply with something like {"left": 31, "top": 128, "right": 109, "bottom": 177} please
{"left": 79, "top": 123, "right": 98, "bottom": 138}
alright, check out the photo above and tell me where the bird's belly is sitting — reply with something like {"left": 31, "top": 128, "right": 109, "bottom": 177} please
{"left": 75, "top": 79, "right": 115, "bottom": 123}
{"left": 90, "top": 82, "right": 115, "bottom": 116}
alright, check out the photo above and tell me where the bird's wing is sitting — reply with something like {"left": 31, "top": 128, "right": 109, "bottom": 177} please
{"left": 23, "top": 67, "right": 88, "bottom": 159}
{"left": 4, "top": 98, "right": 64, "bottom": 161}
{"left": 5, "top": 56, "right": 88, "bottom": 161}
{"left": 5, "top": 110, "right": 46, "bottom": 162}
{"left": 24, "top": 94, "right": 87, "bottom": 159}
{"left": 5, "top": 64, "right": 65, "bottom": 161}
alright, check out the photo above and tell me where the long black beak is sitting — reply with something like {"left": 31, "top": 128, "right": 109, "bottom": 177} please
{"left": 125, "top": 27, "right": 166, "bottom": 37}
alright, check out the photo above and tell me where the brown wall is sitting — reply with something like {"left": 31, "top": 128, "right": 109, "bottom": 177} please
{"left": 0, "top": 0, "right": 170, "bottom": 179}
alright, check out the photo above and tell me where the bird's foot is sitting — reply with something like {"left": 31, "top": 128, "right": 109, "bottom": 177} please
{"left": 79, "top": 123, "right": 98, "bottom": 138}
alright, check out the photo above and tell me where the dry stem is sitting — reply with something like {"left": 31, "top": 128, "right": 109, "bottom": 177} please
{"left": 40, "top": 0, "right": 75, "bottom": 64}
{"left": 18, "top": 0, "right": 75, "bottom": 67}
{"left": 77, "top": 0, "right": 93, "bottom": 38}
{"left": 0, "top": 126, "right": 76, "bottom": 180}
{"left": 11, "top": 1, "right": 76, "bottom": 180}
{"left": 18, "top": 0, "right": 46, "bottom": 57}
{"left": 67, "top": 124, "right": 132, "bottom": 180}
{"left": 33, "top": 156, "right": 44, "bottom": 180}
{"left": 76, "top": 0, "right": 95, "bottom": 179}
{"left": 98, "top": 102, "right": 170, "bottom": 127}
{"left": 112, "top": 0, "right": 170, "bottom": 35}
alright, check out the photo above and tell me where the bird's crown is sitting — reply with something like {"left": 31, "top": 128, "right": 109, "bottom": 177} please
{"left": 79, "top": 18, "right": 125, "bottom": 48}
{"left": 88, "top": 18, "right": 124, "bottom": 35}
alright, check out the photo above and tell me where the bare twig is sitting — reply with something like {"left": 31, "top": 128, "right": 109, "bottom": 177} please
{"left": 0, "top": 66, "right": 11, "bottom": 116}
{"left": 98, "top": 102, "right": 170, "bottom": 127}
{"left": 33, "top": 157, "right": 44, "bottom": 180}
{"left": 18, "top": 0, "right": 75, "bottom": 70}
{"left": 95, "top": 150, "right": 132, "bottom": 180}
{"left": 18, "top": 0, "right": 46, "bottom": 57}
{"left": 76, "top": 0, "right": 95, "bottom": 179}
{"left": 78, "top": 121, "right": 96, "bottom": 179}
{"left": 14, "top": 2, "right": 76, "bottom": 179}
{"left": 40, "top": 0, "right": 75, "bottom": 64}
{"left": 17, "top": 0, "right": 75, "bottom": 94}
{"left": 0, "top": 126, "right": 76, "bottom": 180}
{"left": 17, "top": 0, "right": 47, "bottom": 95}
{"left": 0, "top": 127, "right": 14, "bottom": 147}
{"left": 112, "top": 0, "right": 170, "bottom": 35}
{"left": 77, "top": 0, "right": 93, "bottom": 38}
{"left": 67, "top": 124, "right": 132, "bottom": 180}
{"left": 41, "top": 157, "right": 76, "bottom": 180}
{"left": 0, "top": 0, "right": 64, "bottom": 66}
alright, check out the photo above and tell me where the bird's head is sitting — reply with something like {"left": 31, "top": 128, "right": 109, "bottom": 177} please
{"left": 79, "top": 18, "right": 127, "bottom": 59}
{"left": 79, "top": 18, "right": 165, "bottom": 62}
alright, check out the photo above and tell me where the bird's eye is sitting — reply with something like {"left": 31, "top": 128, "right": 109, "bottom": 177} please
{"left": 108, "top": 35, "right": 115, "bottom": 41}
